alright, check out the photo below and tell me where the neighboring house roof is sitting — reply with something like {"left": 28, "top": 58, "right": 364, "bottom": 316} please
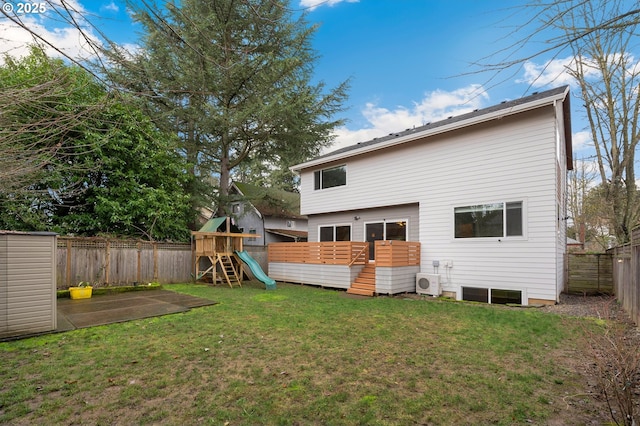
{"left": 198, "top": 216, "right": 241, "bottom": 233}
{"left": 292, "top": 86, "right": 572, "bottom": 171}
{"left": 266, "top": 228, "right": 308, "bottom": 241}
{"left": 232, "top": 182, "right": 306, "bottom": 220}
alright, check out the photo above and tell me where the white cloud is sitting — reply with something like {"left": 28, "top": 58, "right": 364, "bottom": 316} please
{"left": 326, "top": 84, "right": 490, "bottom": 152}
{"left": 100, "top": 2, "right": 119, "bottom": 13}
{"left": 572, "top": 130, "right": 592, "bottom": 152}
{"left": 0, "top": 1, "right": 101, "bottom": 65}
{"left": 518, "top": 57, "right": 575, "bottom": 88}
{"left": 299, "top": 0, "right": 359, "bottom": 11}
{"left": 519, "top": 54, "right": 640, "bottom": 89}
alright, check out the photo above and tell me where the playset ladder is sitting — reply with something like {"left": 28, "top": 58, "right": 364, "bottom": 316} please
{"left": 217, "top": 253, "right": 242, "bottom": 288}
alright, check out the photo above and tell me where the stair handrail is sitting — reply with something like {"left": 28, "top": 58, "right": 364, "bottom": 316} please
{"left": 348, "top": 242, "right": 369, "bottom": 267}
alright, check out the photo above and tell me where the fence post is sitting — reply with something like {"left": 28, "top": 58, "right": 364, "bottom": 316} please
{"left": 153, "top": 242, "right": 158, "bottom": 282}
{"left": 66, "top": 239, "right": 72, "bottom": 287}
{"left": 632, "top": 228, "right": 638, "bottom": 324}
{"left": 191, "top": 237, "right": 196, "bottom": 283}
{"left": 137, "top": 241, "right": 142, "bottom": 283}
{"left": 105, "top": 239, "right": 110, "bottom": 285}
{"left": 597, "top": 254, "right": 600, "bottom": 293}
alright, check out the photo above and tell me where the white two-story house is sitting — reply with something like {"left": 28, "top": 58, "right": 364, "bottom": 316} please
{"left": 269, "top": 86, "right": 572, "bottom": 305}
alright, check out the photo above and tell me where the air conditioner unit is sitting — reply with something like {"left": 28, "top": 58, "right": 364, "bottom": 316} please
{"left": 416, "top": 273, "right": 441, "bottom": 296}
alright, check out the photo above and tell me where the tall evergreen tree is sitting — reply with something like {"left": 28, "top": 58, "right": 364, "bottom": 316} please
{"left": 105, "top": 0, "right": 349, "bottom": 215}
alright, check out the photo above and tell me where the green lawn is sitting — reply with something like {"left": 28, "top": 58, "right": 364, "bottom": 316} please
{"left": 0, "top": 282, "right": 609, "bottom": 425}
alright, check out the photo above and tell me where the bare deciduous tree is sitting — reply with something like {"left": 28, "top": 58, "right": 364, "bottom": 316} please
{"left": 476, "top": 0, "right": 640, "bottom": 244}
{"left": 0, "top": 54, "right": 105, "bottom": 197}
{"left": 567, "top": 157, "right": 597, "bottom": 243}
{"left": 561, "top": 0, "right": 640, "bottom": 244}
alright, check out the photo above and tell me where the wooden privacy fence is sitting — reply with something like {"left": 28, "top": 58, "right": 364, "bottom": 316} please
{"left": 268, "top": 241, "right": 369, "bottom": 265}
{"left": 565, "top": 253, "right": 613, "bottom": 294}
{"left": 608, "top": 225, "right": 640, "bottom": 325}
{"left": 57, "top": 237, "right": 193, "bottom": 289}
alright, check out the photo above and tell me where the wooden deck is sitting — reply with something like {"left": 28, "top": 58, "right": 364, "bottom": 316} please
{"left": 268, "top": 240, "right": 421, "bottom": 296}
{"left": 268, "top": 241, "right": 369, "bottom": 265}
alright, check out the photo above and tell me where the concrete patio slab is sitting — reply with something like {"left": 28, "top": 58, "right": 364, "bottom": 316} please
{"left": 56, "top": 290, "right": 217, "bottom": 332}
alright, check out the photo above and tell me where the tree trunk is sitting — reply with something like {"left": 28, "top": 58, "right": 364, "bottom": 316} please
{"left": 217, "top": 150, "right": 231, "bottom": 217}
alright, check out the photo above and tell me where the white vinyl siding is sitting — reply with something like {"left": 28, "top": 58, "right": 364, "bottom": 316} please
{"left": 299, "top": 107, "right": 563, "bottom": 304}
{"left": 376, "top": 266, "right": 420, "bottom": 294}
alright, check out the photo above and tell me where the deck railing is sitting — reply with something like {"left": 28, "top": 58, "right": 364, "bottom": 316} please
{"left": 268, "top": 240, "right": 420, "bottom": 267}
{"left": 374, "top": 240, "right": 421, "bottom": 267}
{"left": 268, "top": 241, "right": 369, "bottom": 265}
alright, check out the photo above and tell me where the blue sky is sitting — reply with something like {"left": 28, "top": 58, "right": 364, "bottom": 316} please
{"left": 0, "top": 0, "right": 603, "bottom": 154}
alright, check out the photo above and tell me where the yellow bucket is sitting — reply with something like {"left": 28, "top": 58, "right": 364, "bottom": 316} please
{"left": 69, "top": 286, "right": 93, "bottom": 300}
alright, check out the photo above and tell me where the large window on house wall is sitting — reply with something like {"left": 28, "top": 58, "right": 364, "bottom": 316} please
{"left": 319, "top": 225, "right": 351, "bottom": 242}
{"left": 314, "top": 165, "right": 346, "bottom": 190}
{"left": 454, "top": 201, "right": 523, "bottom": 238}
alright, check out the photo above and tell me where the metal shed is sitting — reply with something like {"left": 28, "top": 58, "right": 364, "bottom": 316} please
{"left": 0, "top": 231, "right": 57, "bottom": 339}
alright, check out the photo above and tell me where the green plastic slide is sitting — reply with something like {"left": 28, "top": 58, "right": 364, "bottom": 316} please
{"left": 235, "top": 250, "right": 277, "bottom": 290}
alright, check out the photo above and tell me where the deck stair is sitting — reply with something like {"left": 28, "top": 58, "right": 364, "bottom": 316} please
{"left": 217, "top": 253, "right": 242, "bottom": 287}
{"left": 347, "top": 263, "right": 376, "bottom": 296}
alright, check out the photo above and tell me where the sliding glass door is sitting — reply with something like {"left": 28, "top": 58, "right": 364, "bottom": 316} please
{"left": 365, "top": 221, "right": 407, "bottom": 260}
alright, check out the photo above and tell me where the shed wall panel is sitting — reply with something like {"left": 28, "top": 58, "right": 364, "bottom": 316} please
{"left": 0, "top": 234, "right": 57, "bottom": 338}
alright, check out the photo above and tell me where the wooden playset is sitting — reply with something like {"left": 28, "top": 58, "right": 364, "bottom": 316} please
{"left": 191, "top": 217, "right": 258, "bottom": 287}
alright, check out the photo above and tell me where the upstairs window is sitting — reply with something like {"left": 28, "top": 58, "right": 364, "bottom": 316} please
{"left": 454, "top": 201, "right": 523, "bottom": 238}
{"left": 314, "top": 165, "right": 346, "bottom": 190}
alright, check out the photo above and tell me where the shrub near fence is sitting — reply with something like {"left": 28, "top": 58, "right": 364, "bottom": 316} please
{"left": 56, "top": 237, "right": 193, "bottom": 289}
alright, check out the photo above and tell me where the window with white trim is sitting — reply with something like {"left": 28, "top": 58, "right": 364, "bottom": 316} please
{"left": 314, "top": 165, "right": 346, "bottom": 190}
{"left": 454, "top": 201, "right": 523, "bottom": 238}
{"left": 319, "top": 225, "right": 351, "bottom": 242}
